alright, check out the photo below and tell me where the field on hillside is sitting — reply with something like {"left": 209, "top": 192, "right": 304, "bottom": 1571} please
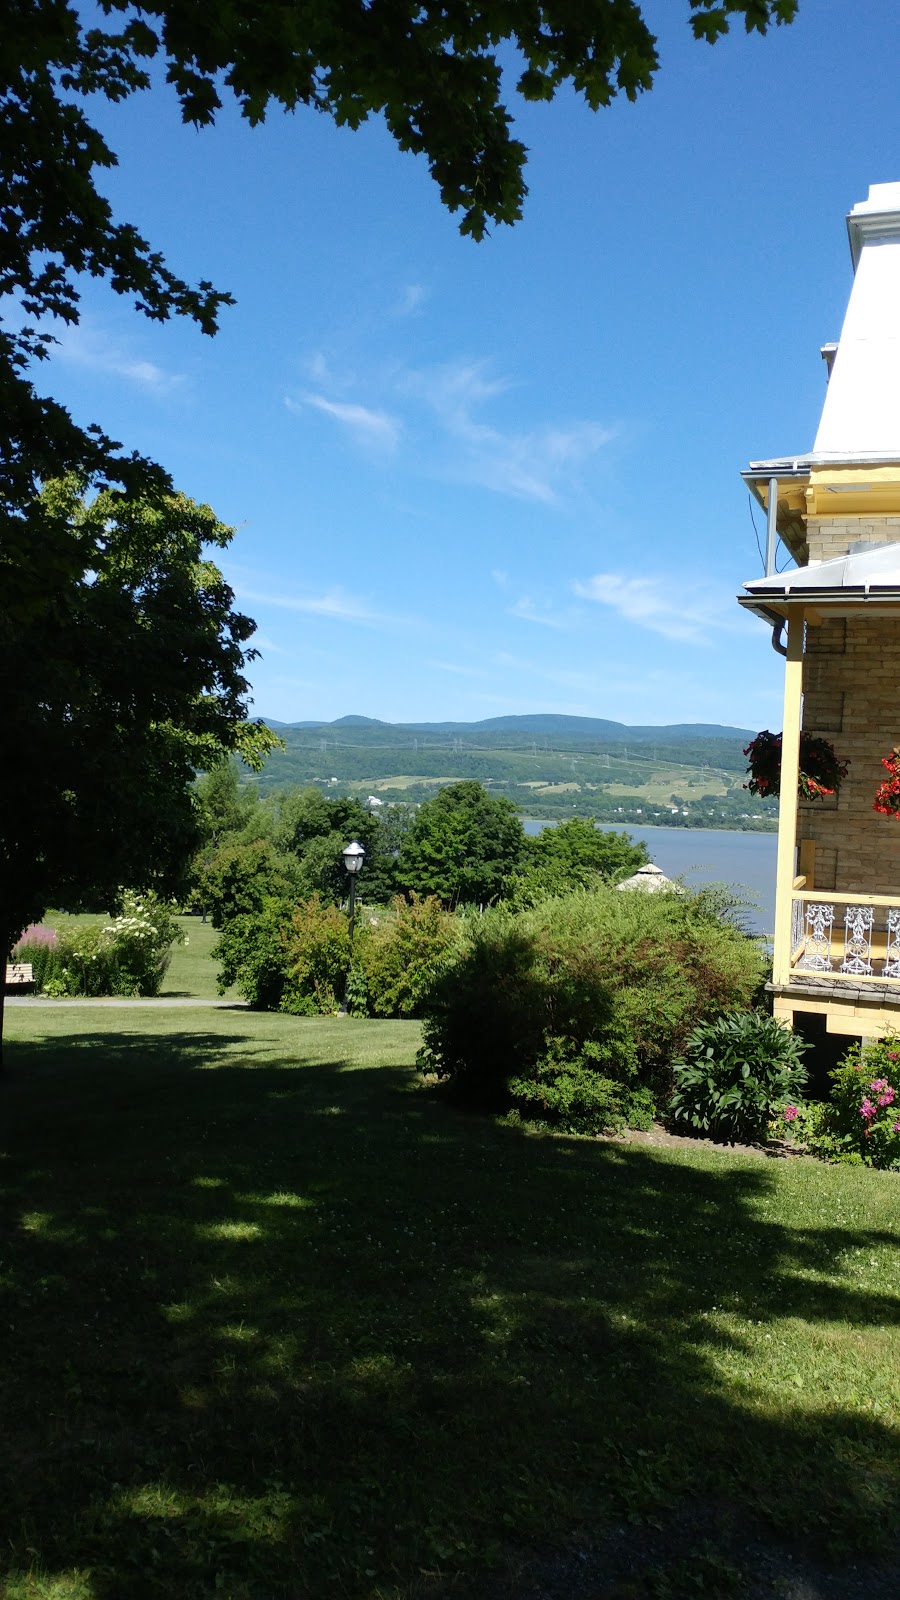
{"left": 247, "top": 738, "right": 778, "bottom": 831}
{"left": 2, "top": 1007, "right": 898, "bottom": 1599}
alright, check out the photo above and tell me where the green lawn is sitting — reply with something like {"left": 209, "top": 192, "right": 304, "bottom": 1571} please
{"left": 1, "top": 1007, "right": 899, "bottom": 1599}
{"left": 163, "top": 917, "right": 236, "bottom": 1000}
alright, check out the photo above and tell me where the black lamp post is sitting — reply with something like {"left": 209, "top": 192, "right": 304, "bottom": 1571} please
{"left": 342, "top": 839, "right": 365, "bottom": 943}
{"left": 340, "top": 840, "right": 365, "bottom": 1012}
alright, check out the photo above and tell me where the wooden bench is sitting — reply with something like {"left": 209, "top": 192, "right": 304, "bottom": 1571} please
{"left": 4, "top": 962, "right": 34, "bottom": 993}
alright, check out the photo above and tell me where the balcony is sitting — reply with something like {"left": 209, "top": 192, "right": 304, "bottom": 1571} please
{"left": 790, "top": 888, "right": 900, "bottom": 991}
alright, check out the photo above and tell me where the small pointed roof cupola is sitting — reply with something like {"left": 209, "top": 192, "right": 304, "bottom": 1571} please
{"left": 815, "top": 183, "right": 900, "bottom": 459}
{"left": 741, "top": 184, "right": 900, "bottom": 571}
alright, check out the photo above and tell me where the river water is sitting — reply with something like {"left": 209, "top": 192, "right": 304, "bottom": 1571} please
{"left": 523, "top": 821, "right": 777, "bottom": 936}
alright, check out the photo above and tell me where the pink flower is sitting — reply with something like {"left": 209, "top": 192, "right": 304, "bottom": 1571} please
{"left": 860, "top": 1099, "right": 876, "bottom": 1120}
{"left": 783, "top": 1105, "right": 799, "bottom": 1123}
{"left": 894, "top": 1120, "right": 900, "bottom": 1134}
{"left": 869, "top": 1078, "right": 887, "bottom": 1092}
{"left": 888, "top": 1051, "right": 899, "bottom": 1062}
{"left": 878, "top": 1088, "right": 896, "bottom": 1106}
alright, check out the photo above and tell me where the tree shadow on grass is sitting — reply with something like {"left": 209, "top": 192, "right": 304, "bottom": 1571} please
{"left": 0, "top": 1028, "right": 898, "bottom": 1600}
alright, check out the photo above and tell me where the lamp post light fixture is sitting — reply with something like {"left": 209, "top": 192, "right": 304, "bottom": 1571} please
{"left": 340, "top": 841, "right": 365, "bottom": 1014}
{"left": 342, "top": 839, "right": 366, "bottom": 943}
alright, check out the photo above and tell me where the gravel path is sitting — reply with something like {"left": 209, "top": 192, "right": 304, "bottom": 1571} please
{"left": 5, "top": 996, "right": 247, "bottom": 1009}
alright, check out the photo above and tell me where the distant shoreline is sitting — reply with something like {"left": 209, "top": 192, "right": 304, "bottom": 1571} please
{"left": 523, "top": 818, "right": 778, "bottom": 837}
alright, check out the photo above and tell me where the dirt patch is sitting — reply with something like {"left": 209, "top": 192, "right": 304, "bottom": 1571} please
{"left": 601, "top": 1122, "right": 808, "bottom": 1162}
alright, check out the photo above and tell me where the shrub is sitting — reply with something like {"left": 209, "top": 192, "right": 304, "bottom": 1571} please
{"left": 214, "top": 903, "right": 293, "bottom": 1008}
{"left": 806, "top": 1037, "right": 900, "bottom": 1169}
{"left": 281, "top": 895, "right": 351, "bottom": 1015}
{"left": 358, "top": 894, "right": 459, "bottom": 1018}
{"left": 669, "top": 1012, "right": 809, "bottom": 1143}
{"left": 509, "top": 1038, "right": 656, "bottom": 1135}
{"left": 418, "top": 886, "right": 763, "bottom": 1128}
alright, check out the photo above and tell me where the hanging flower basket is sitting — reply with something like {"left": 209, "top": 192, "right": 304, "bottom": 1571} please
{"left": 743, "top": 730, "right": 849, "bottom": 801}
{"left": 874, "top": 746, "right": 900, "bottom": 817}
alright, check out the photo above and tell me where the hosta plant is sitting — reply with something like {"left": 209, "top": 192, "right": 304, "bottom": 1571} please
{"left": 670, "top": 1011, "right": 808, "bottom": 1143}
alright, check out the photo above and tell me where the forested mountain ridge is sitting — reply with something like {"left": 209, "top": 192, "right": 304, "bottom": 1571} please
{"left": 265, "top": 713, "right": 757, "bottom": 744}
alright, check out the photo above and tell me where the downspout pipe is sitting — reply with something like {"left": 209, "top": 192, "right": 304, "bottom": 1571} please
{"left": 765, "top": 476, "right": 778, "bottom": 576}
{"left": 765, "top": 477, "right": 787, "bottom": 654}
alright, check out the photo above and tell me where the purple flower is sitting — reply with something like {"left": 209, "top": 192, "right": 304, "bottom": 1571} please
{"left": 783, "top": 1105, "right": 799, "bottom": 1123}
{"left": 14, "top": 923, "right": 57, "bottom": 951}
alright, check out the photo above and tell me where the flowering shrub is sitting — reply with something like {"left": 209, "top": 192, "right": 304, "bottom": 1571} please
{"left": 873, "top": 746, "right": 900, "bottom": 818}
{"left": 15, "top": 893, "right": 182, "bottom": 997}
{"left": 744, "top": 730, "right": 849, "bottom": 801}
{"left": 669, "top": 1011, "right": 809, "bottom": 1143}
{"left": 13, "top": 925, "right": 62, "bottom": 991}
{"left": 807, "top": 1037, "right": 900, "bottom": 1169}
{"left": 15, "top": 924, "right": 57, "bottom": 948}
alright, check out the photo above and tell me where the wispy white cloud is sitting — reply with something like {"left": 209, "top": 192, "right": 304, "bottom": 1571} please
{"left": 403, "top": 359, "right": 614, "bottom": 503}
{"left": 426, "top": 659, "right": 486, "bottom": 678}
{"left": 52, "top": 321, "right": 183, "bottom": 393}
{"left": 397, "top": 283, "right": 429, "bottom": 316}
{"left": 492, "top": 651, "right": 604, "bottom": 696}
{"left": 230, "top": 575, "right": 419, "bottom": 634}
{"left": 293, "top": 350, "right": 613, "bottom": 502}
{"left": 287, "top": 393, "right": 401, "bottom": 451}
{"left": 508, "top": 596, "right": 570, "bottom": 630}
{"left": 491, "top": 569, "right": 509, "bottom": 589}
{"left": 304, "top": 351, "right": 333, "bottom": 385}
{"left": 572, "top": 572, "right": 738, "bottom": 645}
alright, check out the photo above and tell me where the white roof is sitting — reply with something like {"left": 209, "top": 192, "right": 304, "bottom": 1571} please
{"left": 814, "top": 184, "right": 900, "bottom": 458}
{"left": 743, "top": 540, "right": 900, "bottom": 599}
{"left": 616, "top": 862, "right": 674, "bottom": 893}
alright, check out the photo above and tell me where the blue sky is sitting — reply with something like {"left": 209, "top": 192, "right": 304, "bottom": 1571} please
{"left": 44, "top": 0, "right": 900, "bottom": 728}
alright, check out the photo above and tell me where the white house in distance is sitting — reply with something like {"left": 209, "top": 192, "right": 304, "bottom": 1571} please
{"left": 740, "top": 183, "right": 900, "bottom": 1041}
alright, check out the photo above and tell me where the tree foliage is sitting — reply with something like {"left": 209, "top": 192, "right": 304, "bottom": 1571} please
{"left": 512, "top": 817, "right": 649, "bottom": 901}
{"left": 2, "top": 0, "right": 798, "bottom": 526}
{"left": 396, "top": 781, "right": 525, "bottom": 906}
{"left": 1, "top": 479, "right": 276, "bottom": 970}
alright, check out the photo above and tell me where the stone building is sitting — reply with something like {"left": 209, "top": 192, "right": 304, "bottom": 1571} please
{"left": 740, "top": 183, "right": 900, "bottom": 1040}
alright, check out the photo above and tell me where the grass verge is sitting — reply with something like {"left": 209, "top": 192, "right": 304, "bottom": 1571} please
{"left": 1, "top": 1007, "right": 898, "bottom": 1599}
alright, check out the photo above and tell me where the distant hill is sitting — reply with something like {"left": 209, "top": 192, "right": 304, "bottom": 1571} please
{"left": 264, "top": 713, "right": 757, "bottom": 743}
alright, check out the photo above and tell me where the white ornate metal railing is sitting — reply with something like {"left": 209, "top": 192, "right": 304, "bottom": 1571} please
{"left": 790, "top": 891, "right": 900, "bottom": 983}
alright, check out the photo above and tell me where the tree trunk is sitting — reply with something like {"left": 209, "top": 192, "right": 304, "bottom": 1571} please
{"left": 0, "top": 924, "right": 20, "bottom": 1069}
{"left": 0, "top": 941, "right": 8, "bottom": 1071}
